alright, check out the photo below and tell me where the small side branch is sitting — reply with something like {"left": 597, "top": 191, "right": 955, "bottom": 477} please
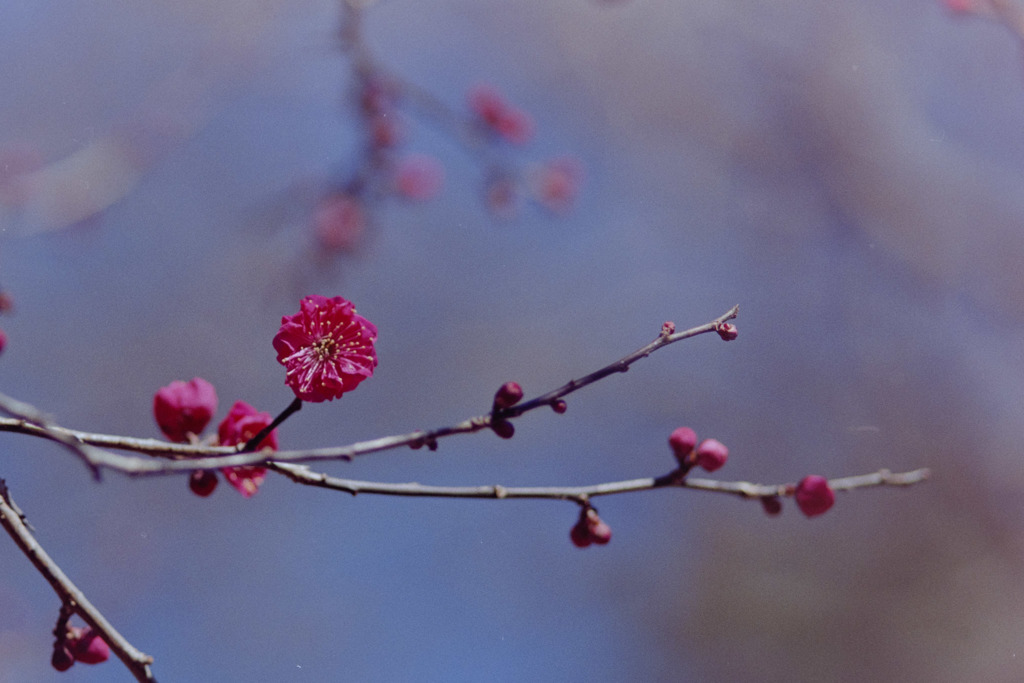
{"left": 0, "top": 479, "right": 156, "bottom": 682}
{"left": 681, "top": 467, "right": 932, "bottom": 497}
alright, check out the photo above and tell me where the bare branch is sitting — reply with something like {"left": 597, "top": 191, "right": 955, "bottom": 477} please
{"left": 0, "top": 391, "right": 109, "bottom": 479}
{"left": 269, "top": 462, "right": 931, "bottom": 506}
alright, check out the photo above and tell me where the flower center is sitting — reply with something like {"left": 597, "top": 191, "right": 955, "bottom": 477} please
{"left": 312, "top": 337, "right": 337, "bottom": 360}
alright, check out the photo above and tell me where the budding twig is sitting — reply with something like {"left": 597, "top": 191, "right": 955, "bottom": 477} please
{"left": 0, "top": 305, "right": 741, "bottom": 475}
{"left": 267, "top": 463, "right": 930, "bottom": 504}
{"left": 0, "top": 306, "right": 930, "bottom": 510}
{"left": 0, "top": 479, "right": 156, "bottom": 681}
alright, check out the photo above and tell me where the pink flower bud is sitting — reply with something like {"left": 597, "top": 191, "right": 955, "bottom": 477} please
{"left": 493, "top": 381, "right": 524, "bottom": 410}
{"left": 467, "top": 84, "right": 534, "bottom": 144}
{"left": 668, "top": 427, "right": 698, "bottom": 464}
{"left": 69, "top": 628, "right": 109, "bottom": 665}
{"left": 532, "top": 157, "right": 582, "bottom": 214}
{"left": 51, "top": 644, "right": 74, "bottom": 671}
{"left": 495, "top": 108, "right": 534, "bottom": 145}
{"left": 370, "top": 115, "right": 402, "bottom": 148}
{"left": 585, "top": 509, "right": 612, "bottom": 545}
{"left": 551, "top": 399, "right": 567, "bottom": 414}
{"left": 359, "top": 77, "right": 396, "bottom": 115}
{"left": 571, "top": 508, "right": 612, "bottom": 547}
{"left": 394, "top": 154, "right": 444, "bottom": 201}
{"left": 491, "top": 418, "right": 515, "bottom": 439}
{"left": 795, "top": 475, "right": 835, "bottom": 517}
{"left": 661, "top": 321, "right": 675, "bottom": 335}
{"left": 468, "top": 85, "right": 507, "bottom": 128}
{"left": 760, "top": 496, "right": 782, "bottom": 516}
{"left": 153, "top": 378, "right": 218, "bottom": 443}
{"left": 694, "top": 438, "right": 728, "bottom": 472}
{"left": 0, "top": 329, "right": 7, "bottom": 355}
{"left": 716, "top": 323, "right": 738, "bottom": 341}
{"left": 314, "top": 193, "right": 366, "bottom": 253}
{"left": 944, "top": 0, "right": 976, "bottom": 14}
{"left": 189, "top": 470, "right": 218, "bottom": 497}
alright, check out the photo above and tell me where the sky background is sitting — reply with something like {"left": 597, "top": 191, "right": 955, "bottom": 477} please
{"left": 2, "top": 0, "right": 1024, "bottom": 681}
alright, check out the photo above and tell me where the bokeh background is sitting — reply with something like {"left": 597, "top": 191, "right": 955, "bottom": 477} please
{"left": 1, "top": 0, "right": 1023, "bottom": 680}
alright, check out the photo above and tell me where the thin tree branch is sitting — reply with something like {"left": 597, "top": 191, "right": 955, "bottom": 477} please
{"left": 0, "top": 391, "right": 109, "bottom": 479}
{"left": 268, "top": 462, "right": 931, "bottom": 504}
{"left": 0, "top": 306, "right": 740, "bottom": 475}
{"left": 0, "top": 479, "right": 156, "bottom": 682}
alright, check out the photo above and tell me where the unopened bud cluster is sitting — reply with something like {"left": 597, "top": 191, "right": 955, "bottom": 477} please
{"left": 491, "top": 381, "right": 523, "bottom": 438}
{"left": 758, "top": 477, "right": 836, "bottom": 518}
{"left": 668, "top": 427, "right": 729, "bottom": 473}
{"left": 152, "top": 378, "right": 278, "bottom": 499}
{"left": 570, "top": 507, "right": 612, "bottom": 548}
{"left": 667, "top": 427, "right": 837, "bottom": 518}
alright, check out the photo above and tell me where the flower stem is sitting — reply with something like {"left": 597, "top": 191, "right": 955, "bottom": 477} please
{"left": 241, "top": 398, "right": 302, "bottom": 453}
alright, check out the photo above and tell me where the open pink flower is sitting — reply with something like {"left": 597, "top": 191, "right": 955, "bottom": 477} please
{"left": 153, "top": 377, "right": 218, "bottom": 443}
{"left": 217, "top": 401, "right": 278, "bottom": 450}
{"left": 221, "top": 466, "right": 267, "bottom": 499}
{"left": 272, "top": 295, "right": 378, "bottom": 403}
{"left": 217, "top": 401, "right": 277, "bottom": 498}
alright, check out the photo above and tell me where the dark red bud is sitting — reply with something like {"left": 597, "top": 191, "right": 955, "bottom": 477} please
{"left": 570, "top": 521, "right": 592, "bottom": 548}
{"left": 491, "top": 419, "right": 515, "bottom": 439}
{"left": 552, "top": 400, "right": 567, "bottom": 414}
{"left": 760, "top": 496, "right": 783, "bottom": 516}
{"left": 493, "top": 382, "right": 524, "bottom": 410}
{"left": 716, "top": 323, "right": 738, "bottom": 341}
{"left": 189, "top": 470, "right": 218, "bottom": 497}
{"left": 51, "top": 645, "right": 74, "bottom": 671}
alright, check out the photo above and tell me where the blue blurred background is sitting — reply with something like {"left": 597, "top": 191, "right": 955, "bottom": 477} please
{"left": 1, "top": 0, "right": 1023, "bottom": 680}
